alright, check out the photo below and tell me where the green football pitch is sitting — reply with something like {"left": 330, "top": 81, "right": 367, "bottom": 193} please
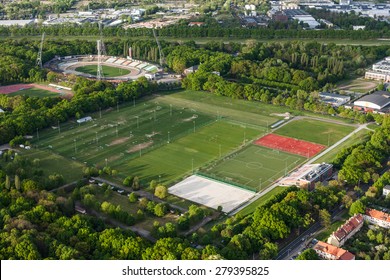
{"left": 33, "top": 100, "right": 216, "bottom": 171}
{"left": 111, "top": 121, "right": 263, "bottom": 184}
{"left": 203, "top": 145, "right": 305, "bottom": 192}
{"left": 7, "top": 87, "right": 59, "bottom": 98}
{"left": 75, "top": 65, "right": 131, "bottom": 77}
{"left": 274, "top": 119, "right": 355, "bottom": 146}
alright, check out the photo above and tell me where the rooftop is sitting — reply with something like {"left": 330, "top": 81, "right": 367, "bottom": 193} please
{"left": 332, "top": 214, "right": 363, "bottom": 242}
{"left": 355, "top": 91, "right": 390, "bottom": 107}
{"left": 384, "top": 185, "right": 390, "bottom": 191}
{"left": 365, "top": 208, "right": 390, "bottom": 223}
{"left": 314, "top": 241, "right": 355, "bottom": 260}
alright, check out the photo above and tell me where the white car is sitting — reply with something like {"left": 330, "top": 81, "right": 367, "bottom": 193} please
{"left": 98, "top": 182, "right": 104, "bottom": 187}
{"left": 117, "top": 189, "right": 124, "bottom": 194}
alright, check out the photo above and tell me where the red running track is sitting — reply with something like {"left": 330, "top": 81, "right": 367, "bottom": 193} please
{"left": 254, "top": 133, "right": 326, "bottom": 158}
{"left": 0, "top": 83, "right": 64, "bottom": 94}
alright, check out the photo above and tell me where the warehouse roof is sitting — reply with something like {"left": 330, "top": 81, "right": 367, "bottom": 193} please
{"left": 354, "top": 91, "right": 390, "bottom": 108}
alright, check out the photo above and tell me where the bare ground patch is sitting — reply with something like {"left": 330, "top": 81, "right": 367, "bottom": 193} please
{"left": 183, "top": 114, "right": 198, "bottom": 122}
{"left": 110, "top": 137, "right": 130, "bottom": 146}
{"left": 127, "top": 141, "right": 153, "bottom": 153}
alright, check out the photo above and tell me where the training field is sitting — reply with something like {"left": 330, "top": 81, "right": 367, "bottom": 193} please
{"left": 169, "top": 175, "right": 255, "bottom": 213}
{"left": 7, "top": 87, "right": 60, "bottom": 98}
{"left": 112, "top": 121, "right": 262, "bottom": 184}
{"left": 274, "top": 119, "right": 355, "bottom": 146}
{"left": 203, "top": 145, "right": 305, "bottom": 192}
{"left": 75, "top": 65, "right": 131, "bottom": 78}
{"left": 34, "top": 100, "right": 216, "bottom": 170}
{"left": 254, "top": 134, "right": 325, "bottom": 157}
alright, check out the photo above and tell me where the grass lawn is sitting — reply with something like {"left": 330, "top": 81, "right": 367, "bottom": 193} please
{"left": 203, "top": 145, "right": 305, "bottom": 192}
{"left": 237, "top": 186, "right": 285, "bottom": 216}
{"left": 75, "top": 65, "right": 131, "bottom": 77}
{"left": 274, "top": 119, "right": 355, "bottom": 146}
{"left": 21, "top": 149, "right": 84, "bottom": 183}
{"left": 33, "top": 100, "right": 214, "bottom": 170}
{"left": 7, "top": 87, "right": 59, "bottom": 98}
{"left": 155, "top": 90, "right": 282, "bottom": 127}
{"left": 114, "top": 121, "right": 263, "bottom": 185}
{"left": 314, "top": 129, "right": 370, "bottom": 164}
{"left": 315, "top": 220, "right": 345, "bottom": 242}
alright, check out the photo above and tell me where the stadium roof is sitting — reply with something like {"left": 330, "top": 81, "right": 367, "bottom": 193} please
{"left": 0, "top": 20, "right": 34, "bottom": 26}
{"left": 354, "top": 91, "right": 390, "bottom": 110}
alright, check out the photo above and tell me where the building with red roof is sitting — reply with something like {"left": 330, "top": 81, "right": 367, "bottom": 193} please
{"left": 313, "top": 241, "right": 355, "bottom": 260}
{"left": 327, "top": 214, "right": 364, "bottom": 247}
{"left": 364, "top": 208, "right": 390, "bottom": 229}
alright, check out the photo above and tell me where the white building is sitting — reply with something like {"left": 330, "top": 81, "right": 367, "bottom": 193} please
{"left": 279, "top": 163, "right": 333, "bottom": 190}
{"left": 354, "top": 91, "right": 390, "bottom": 111}
{"left": 364, "top": 208, "right": 390, "bottom": 229}
{"left": 383, "top": 185, "right": 390, "bottom": 197}
{"left": 365, "top": 57, "right": 390, "bottom": 82}
{"left": 0, "top": 20, "right": 35, "bottom": 27}
{"left": 77, "top": 116, "right": 93, "bottom": 124}
{"left": 319, "top": 92, "right": 350, "bottom": 107}
{"left": 327, "top": 214, "right": 363, "bottom": 247}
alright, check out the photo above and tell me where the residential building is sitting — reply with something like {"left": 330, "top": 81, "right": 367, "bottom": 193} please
{"left": 364, "top": 208, "right": 390, "bottom": 229}
{"left": 184, "top": 65, "right": 199, "bottom": 75}
{"left": 383, "top": 185, "right": 390, "bottom": 197}
{"left": 365, "top": 57, "right": 390, "bottom": 82}
{"left": 319, "top": 92, "right": 350, "bottom": 107}
{"left": 327, "top": 214, "right": 364, "bottom": 247}
{"left": 313, "top": 241, "right": 355, "bottom": 260}
{"left": 353, "top": 91, "right": 390, "bottom": 112}
{"left": 279, "top": 163, "right": 333, "bottom": 190}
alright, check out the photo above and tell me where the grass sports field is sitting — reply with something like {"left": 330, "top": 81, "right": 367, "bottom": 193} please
{"left": 75, "top": 65, "right": 131, "bottom": 77}
{"left": 7, "top": 87, "right": 60, "bottom": 98}
{"left": 111, "top": 121, "right": 262, "bottom": 184}
{"left": 274, "top": 119, "right": 355, "bottom": 146}
{"left": 21, "top": 149, "right": 84, "bottom": 184}
{"left": 34, "top": 100, "right": 215, "bottom": 170}
{"left": 203, "top": 145, "right": 305, "bottom": 192}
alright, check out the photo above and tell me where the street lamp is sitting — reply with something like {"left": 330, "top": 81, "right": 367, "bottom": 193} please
{"left": 168, "top": 131, "right": 170, "bottom": 143}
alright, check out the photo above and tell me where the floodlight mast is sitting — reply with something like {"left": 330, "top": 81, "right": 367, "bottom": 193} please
{"left": 97, "top": 40, "right": 104, "bottom": 80}
{"left": 153, "top": 28, "right": 165, "bottom": 67}
{"left": 36, "top": 32, "right": 45, "bottom": 69}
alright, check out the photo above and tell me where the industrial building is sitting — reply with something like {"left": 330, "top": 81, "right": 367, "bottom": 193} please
{"left": 353, "top": 91, "right": 390, "bottom": 112}
{"left": 279, "top": 163, "right": 333, "bottom": 190}
{"left": 319, "top": 92, "right": 351, "bottom": 107}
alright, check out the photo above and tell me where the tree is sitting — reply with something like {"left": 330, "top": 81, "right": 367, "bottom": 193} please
{"left": 349, "top": 200, "right": 366, "bottom": 216}
{"left": 319, "top": 209, "right": 331, "bottom": 228}
{"left": 15, "top": 175, "right": 20, "bottom": 190}
{"left": 123, "top": 176, "right": 134, "bottom": 187}
{"left": 154, "top": 203, "right": 168, "bottom": 217}
{"left": 296, "top": 249, "right": 320, "bottom": 260}
{"left": 149, "top": 180, "right": 157, "bottom": 189}
{"left": 132, "top": 176, "right": 140, "bottom": 190}
{"left": 154, "top": 185, "right": 167, "bottom": 199}
{"left": 258, "top": 242, "right": 278, "bottom": 260}
{"left": 128, "top": 192, "right": 138, "bottom": 203}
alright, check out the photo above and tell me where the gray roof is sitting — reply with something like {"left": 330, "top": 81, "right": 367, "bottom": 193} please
{"left": 384, "top": 185, "right": 390, "bottom": 190}
{"left": 355, "top": 91, "right": 390, "bottom": 107}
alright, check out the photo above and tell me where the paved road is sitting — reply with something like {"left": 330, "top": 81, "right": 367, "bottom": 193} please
{"left": 230, "top": 123, "right": 371, "bottom": 216}
{"left": 0, "top": 144, "right": 10, "bottom": 151}
{"left": 276, "top": 208, "right": 346, "bottom": 260}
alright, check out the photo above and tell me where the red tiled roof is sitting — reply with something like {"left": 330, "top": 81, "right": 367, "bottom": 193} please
{"left": 365, "top": 208, "right": 390, "bottom": 223}
{"left": 332, "top": 214, "right": 363, "bottom": 242}
{"left": 314, "top": 241, "right": 355, "bottom": 260}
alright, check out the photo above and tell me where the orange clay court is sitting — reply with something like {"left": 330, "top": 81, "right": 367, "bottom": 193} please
{"left": 254, "top": 133, "right": 326, "bottom": 158}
